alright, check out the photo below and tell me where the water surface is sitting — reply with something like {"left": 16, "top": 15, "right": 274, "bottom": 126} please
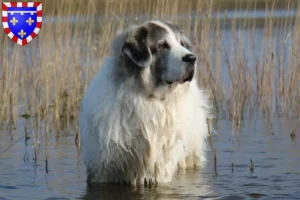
{"left": 0, "top": 118, "right": 299, "bottom": 200}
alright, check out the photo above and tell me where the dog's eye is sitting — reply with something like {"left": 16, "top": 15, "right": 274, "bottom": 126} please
{"left": 157, "top": 40, "right": 170, "bottom": 50}
{"left": 180, "top": 41, "right": 185, "bottom": 47}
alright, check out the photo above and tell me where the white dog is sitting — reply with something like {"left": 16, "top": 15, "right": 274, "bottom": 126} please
{"left": 79, "top": 20, "right": 211, "bottom": 186}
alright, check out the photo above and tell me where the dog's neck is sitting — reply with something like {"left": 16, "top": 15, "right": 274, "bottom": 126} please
{"left": 147, "top": 82, "right": 190, "bottom": 101}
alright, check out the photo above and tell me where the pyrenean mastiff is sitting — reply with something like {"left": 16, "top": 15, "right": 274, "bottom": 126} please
{"left": 79, "top": 20, "right": 211, "bottom": 187}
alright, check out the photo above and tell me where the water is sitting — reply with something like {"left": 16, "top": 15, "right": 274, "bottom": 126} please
{"left": 0, "top": 118, "right": 299, "bottom": 200}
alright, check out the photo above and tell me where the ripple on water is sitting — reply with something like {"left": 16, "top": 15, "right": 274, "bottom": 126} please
{"left": 0, "top": 185, "right": 18, "bottom": 190}
{"left": 220, "top": 195, "right": 244, "bottom": 200}
{"left": 242, "top": 183, "right": 266, "bottom": 187}
{"left": 232, "top": 164, "right": 248, "bottom": 168}
{"left": 247, "top": 193, "right": 267, "bottom": 198}
{"left": 259, "top": 164, "right": 275, "bottom": 169}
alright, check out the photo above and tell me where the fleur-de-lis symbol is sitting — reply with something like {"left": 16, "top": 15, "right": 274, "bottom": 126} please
{"left": 18, "top": 29, "right": 26, "bottom": 38}
{"left": 10, "top": 17, "right": 18, "bottom": 26}
{"left": 26, "top": 17, "right": 34, "bottom": 26}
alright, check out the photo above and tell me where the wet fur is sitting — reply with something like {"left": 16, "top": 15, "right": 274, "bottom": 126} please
{"left": 79, "top": 20, "right": 211, "bottom": 186}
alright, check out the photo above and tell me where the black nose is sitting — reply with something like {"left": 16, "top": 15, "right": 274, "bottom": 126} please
{"left": 182, "top": 54, "right": 196, "bottom": 64}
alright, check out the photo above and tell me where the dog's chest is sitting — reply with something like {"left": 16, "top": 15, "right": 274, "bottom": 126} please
{"left": 122, "top": 92, "right": 188, "bottom": 140}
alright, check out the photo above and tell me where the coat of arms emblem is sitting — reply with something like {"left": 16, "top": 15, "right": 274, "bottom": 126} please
{"left": 2, "top": 2, "right": 42, "bottom": 46}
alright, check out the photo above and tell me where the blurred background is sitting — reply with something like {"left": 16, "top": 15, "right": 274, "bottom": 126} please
{"left": 0, "top": 0, "right": 300, "bottom": 199}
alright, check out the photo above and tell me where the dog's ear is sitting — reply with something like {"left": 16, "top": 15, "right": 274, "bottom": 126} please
{"left": 122, "top": 26, "right": 152, "bottom": 68}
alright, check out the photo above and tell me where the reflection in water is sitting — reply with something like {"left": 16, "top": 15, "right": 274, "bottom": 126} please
{"left": 81, "top": 169, "right": 216, "bottom": 200}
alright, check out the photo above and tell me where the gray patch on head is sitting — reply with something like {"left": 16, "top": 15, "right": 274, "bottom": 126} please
{"left": 151, "top": 50, "right": 169, "bottom": 86}
{"left": 145, "top": 22, "right": 170, "bottom": 52}
{"left": 122, "top": 26, "right": 152, "bottom": 68}
{"left": 144, "top": 22, "right": 172, "bottom": 86}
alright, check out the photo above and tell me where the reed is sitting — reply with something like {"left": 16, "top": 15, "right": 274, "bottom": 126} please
{"left": 0, "top": 0, "right": 299, "bottom": 135}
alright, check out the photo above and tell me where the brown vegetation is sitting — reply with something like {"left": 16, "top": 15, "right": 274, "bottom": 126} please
{"left": 0, "top": 0, "right": 299, "bottom": 135}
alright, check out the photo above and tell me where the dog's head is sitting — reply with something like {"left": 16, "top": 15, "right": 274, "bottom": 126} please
{"left": 119, "top": 20, "right": 196, "bottom": 86}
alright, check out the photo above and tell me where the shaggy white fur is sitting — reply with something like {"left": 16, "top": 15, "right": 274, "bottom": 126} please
{"left": 79, "top": 23, "right": 211, "bottom": 186}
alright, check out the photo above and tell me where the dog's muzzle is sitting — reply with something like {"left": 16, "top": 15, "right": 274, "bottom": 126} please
{"left": 165, "top": 54, "right": 196, "bottom": 85}
{"left": 182, "top": 65, "right": 195, "bottom": 82}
